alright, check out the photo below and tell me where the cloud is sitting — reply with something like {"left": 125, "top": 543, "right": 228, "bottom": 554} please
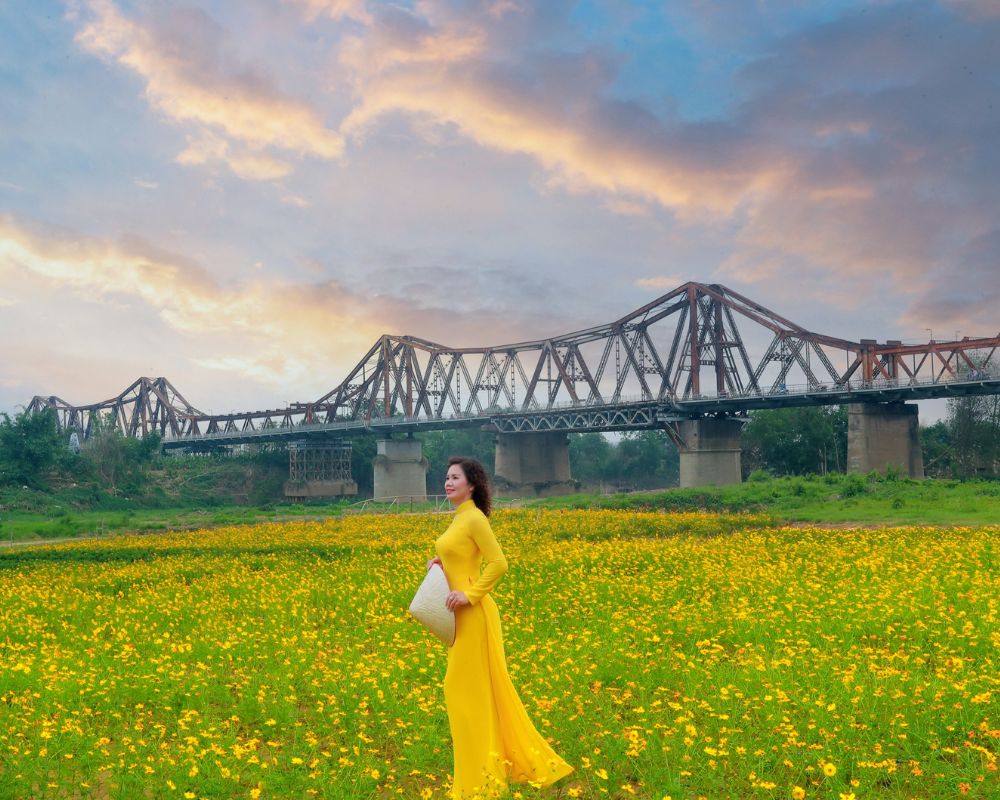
{"left": 0, "top": 215, "right": 585, "bottom": 403}
{"left": 48, "top": 0, "right": 1000, "bottom": 353}
{"left": 943, "top": 0, "right": 1000, "bottom": 20}
{"left": 333, "top": 5, "right": 780, "bottom": 216}
{"left": 338, "top": 4, "right": 485, "bottom": 77}
{"left": 635, "top": 276, "right": 682, "bottom": 291}
{"left": 330, "top": 1, "right": 999, "bottom": 335}
{"left": 280, "top": 194, "right": 311, "bottom": 208}
{"left": 286, "top": 0, "right": 371, "bottom": 24}
{"left": 901, "top": 228, "right": 1000, "bottom": 336}
{"left": 717, "top": 2, "right": 1000, "bottom": 321}
{"left": 75, "top": 0, "right": 343, "bottom": 179}
{"left": 603, "top": 198, "right": 651, "bottom": 217}
{"left": 175, "top": 131, "right": 293, "bottom": 181}
{"left": 0, "top": 213, "right": 379, "bottom": 389}
{"left": 341, "top": 67, "right": 780, "bottom": 216}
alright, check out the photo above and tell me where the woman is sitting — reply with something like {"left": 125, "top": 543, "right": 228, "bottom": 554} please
{"left": 427, "top": 456, "right": 573, "bottom": 799}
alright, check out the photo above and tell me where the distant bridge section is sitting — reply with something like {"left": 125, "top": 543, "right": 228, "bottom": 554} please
{"left": 27, "top": 282, "right": 1000, "bottom": 491}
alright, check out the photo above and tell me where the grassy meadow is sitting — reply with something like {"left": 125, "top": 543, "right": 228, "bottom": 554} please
{"left": 7, "top": 474, "right": 1000, "bottom": 547}
{"left": 0, "top": 509, "right": 996, "bottom": 799}
{"left": 531, "top": 473, "right": 1000, "bottom": 526}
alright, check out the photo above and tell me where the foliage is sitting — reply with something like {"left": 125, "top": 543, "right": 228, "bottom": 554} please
{"left": 920, "top": 420, "right": 955, "bottom": 478}
{"left": 0, "top": 408, "right": 67, "bottom": 489}
{"left": 349, "top": 436, "right": 377, "bottom": 497}
{"left": 566, "top": 432, "right": 614, "bottom": 484}
{"left": 78, "top": 413, "right": 161, "bottom": 496}
{"left": 569, "top": 430, "right": 679, "bottom": 490}
{"left": 741, "top": 405, "right": 847, "bottom": 476}
{"left": 0, "top": 512, "right": 995, "bottom": 798}
{"left": 418, "top": 428, "right": 496, "bottom": 494}
{"left": 946, "top": 395, "right": 1000, "bottom": 478}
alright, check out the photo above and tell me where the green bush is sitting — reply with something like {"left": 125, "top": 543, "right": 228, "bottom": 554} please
{"left": 838, "top": 473, "right": 869, "bottom": 498}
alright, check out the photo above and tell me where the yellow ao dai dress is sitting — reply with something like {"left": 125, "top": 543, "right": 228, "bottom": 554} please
{"left": 435, "top": 499, "right": 573, "bottom": 799}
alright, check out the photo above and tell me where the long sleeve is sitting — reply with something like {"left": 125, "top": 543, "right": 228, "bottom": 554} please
{"left": 464, "top": 514, "right": 508, "bottom": 605}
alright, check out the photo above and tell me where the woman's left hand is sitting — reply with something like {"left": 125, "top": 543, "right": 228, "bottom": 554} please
{"left": 445, "top": 591, "right": 470, "bottom": 611}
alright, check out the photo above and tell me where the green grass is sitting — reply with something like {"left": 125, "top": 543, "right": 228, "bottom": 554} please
{"left": 5, "top": 473, "right": 1000, "bottom": 545}
{"left": 532, "top": 473, "right": 1000, "bottom": 525}
{"left": 0, "top": 504, "right": 354, "bottom": 544}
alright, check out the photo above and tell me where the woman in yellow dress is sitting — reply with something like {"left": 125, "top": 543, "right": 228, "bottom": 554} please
{"left": 426, "top": 456, "right": 573, "bottom": 799}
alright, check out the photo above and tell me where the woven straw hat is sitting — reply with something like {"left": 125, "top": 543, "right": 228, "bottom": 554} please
{"left": 409, "top": 563, "right": 456, "bottom": 646}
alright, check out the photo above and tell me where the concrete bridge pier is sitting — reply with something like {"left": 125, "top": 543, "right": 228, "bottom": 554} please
{"left": 373, "top": 436, "right": 428, "bottom": 500}
{"left": 847, "top": 402, "right": 924, "bottom": 478}
{"left": 494, "top": 431, "right": 578, "bottom": 497}
{"left": 676, "top": 417, "right": 745, "bottom": 488}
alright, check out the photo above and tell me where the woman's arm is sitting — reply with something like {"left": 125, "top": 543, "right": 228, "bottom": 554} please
{"left": 464, "top": 515, "right": 508, "bottom": 605}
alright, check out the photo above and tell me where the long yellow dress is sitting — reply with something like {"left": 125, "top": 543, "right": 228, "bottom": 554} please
{"left": 435, "top": 499, "right": 573, "bottom": 799}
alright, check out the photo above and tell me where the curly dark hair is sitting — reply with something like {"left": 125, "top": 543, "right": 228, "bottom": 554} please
{"left": 447, "top": 456, "right": 493, "bottom": 517}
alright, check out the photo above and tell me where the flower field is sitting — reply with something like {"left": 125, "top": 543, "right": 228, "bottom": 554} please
{"left": 0, "top": 510, "right": 996, "bottom": 799}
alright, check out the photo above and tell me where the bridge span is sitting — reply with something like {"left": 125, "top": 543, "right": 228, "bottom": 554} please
{"left": 27, "top": 282, "right": 1000, "bottom": 496}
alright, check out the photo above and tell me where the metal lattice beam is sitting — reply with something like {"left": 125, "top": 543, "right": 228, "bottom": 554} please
{"left": 27, "top": 281, "right": 1000, "bottom": 443}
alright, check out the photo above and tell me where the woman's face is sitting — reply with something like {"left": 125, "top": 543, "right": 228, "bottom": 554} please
{"left": 444, "top": 464, "right": 473, "bottom": 506}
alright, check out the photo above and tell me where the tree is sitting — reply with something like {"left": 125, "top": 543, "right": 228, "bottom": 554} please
{"left": 418, "top": 428, "right": 496, "bottom": 494}
{"left": 741, "top": 406, "right": 847, "bottom": 476}
{"left": 614, "top": 430, "right": 680, "bottom": 489}
{"left": 946, "top": 395, "right": 1000, "bottom": 478}
{"left": 350, "top": 436, "right": 377, "bottom": 497}
{"left": 569, "top": 430, "right": 678, "bottom": 490}
{"left": 568, "top": 433, "right": 614, "bottom": 484}
{"left": 0, "top": 408, "right": 66, "bottom": 488}
{"left": 920, "top": 420, "right": 954, "bottom": 478}
{"left": 79, "top": 413, "right": 161, "bottom": 496}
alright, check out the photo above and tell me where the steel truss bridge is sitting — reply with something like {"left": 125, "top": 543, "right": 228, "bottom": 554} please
{"left": 27, "top": 282, "right": 1000, "bottom": 449}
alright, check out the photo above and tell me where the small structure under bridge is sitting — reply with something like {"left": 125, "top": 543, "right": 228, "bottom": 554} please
{"left": 27, "top": 282, "right": 1000, "bottom": 498}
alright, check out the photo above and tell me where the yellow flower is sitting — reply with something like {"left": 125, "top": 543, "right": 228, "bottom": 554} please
{"left": 839, "top": 794, "right": 856, "bottom": 800}
{"left": 823, "top": 762, "right": 837, "bottom": 777}
{"left": 792, "top": 787, "right": 806, "bottom": 799}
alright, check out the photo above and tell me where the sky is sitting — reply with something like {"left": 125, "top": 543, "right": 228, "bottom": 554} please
{"left": 1, "top": 0, "right": 998, "bottom": 420}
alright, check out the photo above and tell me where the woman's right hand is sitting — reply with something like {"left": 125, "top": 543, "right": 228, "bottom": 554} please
{"left": 426, "top": 557, "right": 442, "bottom": 571}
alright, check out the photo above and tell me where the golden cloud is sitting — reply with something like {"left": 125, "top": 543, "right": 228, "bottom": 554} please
{"left": 340, "top": 70, "right": 783, "bottom": 217}
{"left": 339, "top": 24, "right": 485, "bottom": 77}
{"left": 176, "top": 132, "right": 293, "bottom": 181}
{"left": 76, "top": 0, "right": 343, "bottom": 179}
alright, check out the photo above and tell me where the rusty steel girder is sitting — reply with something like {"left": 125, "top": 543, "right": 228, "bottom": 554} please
{"left": 26, "top": 377, "right": 202, "bottom": 439}
{"left": 291, "top": 281, "right": 1000, "bottom": 425}
{"left": 27, "top": 282, "right": 1000, "bottom": 440}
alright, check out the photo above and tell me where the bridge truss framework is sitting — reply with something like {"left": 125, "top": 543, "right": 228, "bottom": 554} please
{"left": 26, "top": 282, "right": 1000, "bottom": 448}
